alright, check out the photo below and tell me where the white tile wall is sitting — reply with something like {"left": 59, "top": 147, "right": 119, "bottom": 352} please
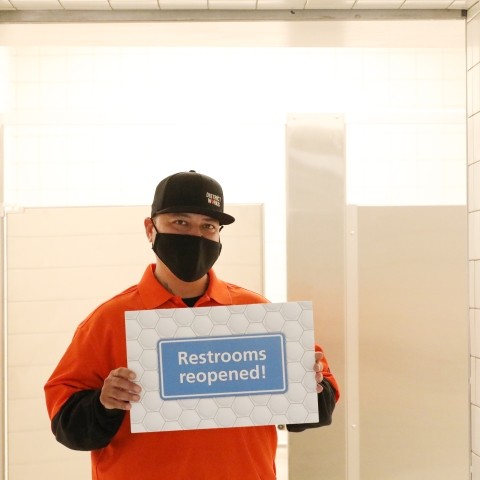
{"left": 0, "top": 0, "right": 473, "bottom": 9}
{"left": 476, "top": 261, "right": 480, "bottom": 307}
{"left": 474, "top": 357, "right": 480, "bottom": 404}
{"left": 474, "top": 453, "right": 480, "bottom": 480}
{"left": 474, "top": 405, "right": 480, "bottom": 456}
{"left": 470, "top": 161, "right": 480, "bottom": 210}
{"left": 468, "top": 4, "right": 480, "bottom": 478}
{"left": 0, "top": 31, "right": 469, "bottom": 478}
{"left": 9, "top": 0, "right": 63, "bottom": 9}
{"left": 2, "top": 44, "right": 467, "bottom": 298}
{"left": 5, "top": 46, "right": 467, "bottom": 207}
{"left": 472, "top": 309, "right": 480, "bottom": 358}
{"left": 471, "top": 212, "right": 480, "bottom": 259}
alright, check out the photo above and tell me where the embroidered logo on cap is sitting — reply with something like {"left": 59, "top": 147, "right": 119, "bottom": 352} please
{"left": 206, "top": 192, "right": 221, "bottom": 208}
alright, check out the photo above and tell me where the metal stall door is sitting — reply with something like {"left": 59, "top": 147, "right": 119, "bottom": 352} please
{"left": 285, "top": 110, "right": 469, "bottom": 480}
{"left": 357, "top": 206, "right": 469, "bottom": 480}
{"left": 286, "top": 113, "right": 347, "bottom": 480}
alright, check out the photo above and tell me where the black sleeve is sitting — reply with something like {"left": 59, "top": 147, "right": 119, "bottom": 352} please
{"left": 51, "top": 389, "right": 125, "bottom": 451}
{"left": 286, "top": 379, "right": 336, "bottom": 433}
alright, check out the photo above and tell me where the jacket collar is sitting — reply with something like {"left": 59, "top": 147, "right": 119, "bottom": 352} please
{"left": 138, "top": 264, "right": 233, "bottom": 308}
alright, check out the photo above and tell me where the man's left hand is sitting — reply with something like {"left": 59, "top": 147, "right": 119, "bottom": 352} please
{"left": 314, "top": 351, "right": 324, "bottom": 393}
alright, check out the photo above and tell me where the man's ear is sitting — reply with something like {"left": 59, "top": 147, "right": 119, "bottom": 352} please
{"left": 144, "top": 217, "right": 155, "bottom": 243}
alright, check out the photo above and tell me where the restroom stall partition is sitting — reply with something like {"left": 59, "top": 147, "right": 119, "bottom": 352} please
{"left": 356, "top": 205, "right": 469, "bottom": 479}
{"left": 286, "top": 114, "right": 347, "bottom": 480}
{"left": 0, "top": 125, "right": 5, "bottom": 478}
{"left": 286, "top": 114, "right": 469, "bottom": 479}
{"left": 3, "top": 204, "right": 264, "bottom": 479}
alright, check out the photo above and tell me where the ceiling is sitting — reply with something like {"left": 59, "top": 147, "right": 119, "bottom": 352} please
{"left": 0, "top": 0, "right": 476, "bottom": 11}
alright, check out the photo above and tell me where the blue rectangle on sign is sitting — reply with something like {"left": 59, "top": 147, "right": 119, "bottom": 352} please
{"left": 158, "top": 333, "right": 287, "bottom": 400}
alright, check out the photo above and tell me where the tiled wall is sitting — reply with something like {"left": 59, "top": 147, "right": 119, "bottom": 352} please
{"left": 468, "top": 3, "right": 480, "bottom": 479}
{"left": 0, "top": 26, "right": 469, "bottom": 478}
{"left": 6, "top": 46, "right": 466, "bottom": 210}
{"left": 3, "top": 45, "right": 467, "bottom": 304}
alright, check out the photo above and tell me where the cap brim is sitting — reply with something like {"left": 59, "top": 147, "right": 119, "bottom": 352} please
{"left": 153, "top": 206, "right": 235, "bottom": 225}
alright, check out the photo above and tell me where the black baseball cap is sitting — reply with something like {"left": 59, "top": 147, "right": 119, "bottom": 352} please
{"left": 151, "top": 170, "right": 235, "bottom": 225}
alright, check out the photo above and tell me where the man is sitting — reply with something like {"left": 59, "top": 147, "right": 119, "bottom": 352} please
{"left": 45, "top": 170, "right": 339, "bottom": 480}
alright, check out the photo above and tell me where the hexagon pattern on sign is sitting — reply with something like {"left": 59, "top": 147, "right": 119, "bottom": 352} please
{"left": 125, "top": 301, "right": 318, "bottom": 433}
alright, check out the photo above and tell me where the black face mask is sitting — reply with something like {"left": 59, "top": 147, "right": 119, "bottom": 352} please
{"left": 152, "top": 232, "right": 222, "bottom": 282}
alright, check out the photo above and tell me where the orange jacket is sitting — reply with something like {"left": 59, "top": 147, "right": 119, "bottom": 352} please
{"left": 45, "top": 265, "right": 339, "bottom": 480}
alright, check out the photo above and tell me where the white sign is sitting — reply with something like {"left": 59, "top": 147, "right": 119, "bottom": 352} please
{"left": 125, "top": 301, "right": 318, "bottom": 433}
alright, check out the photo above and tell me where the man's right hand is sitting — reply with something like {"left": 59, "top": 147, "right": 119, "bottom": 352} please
{"left": 100, "top": 367, "right": 141, "bottom": 410}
